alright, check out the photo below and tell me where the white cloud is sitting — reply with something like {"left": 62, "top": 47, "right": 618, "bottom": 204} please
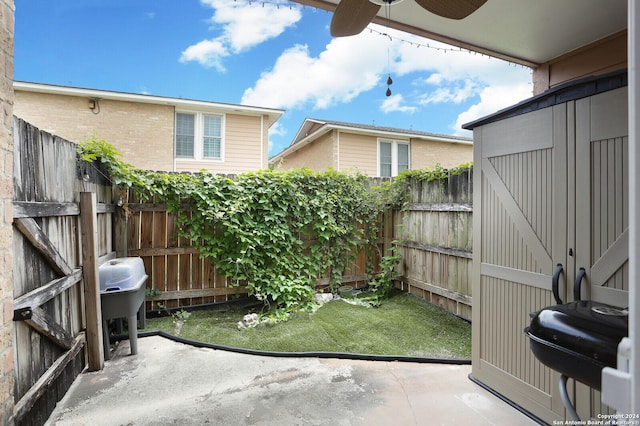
{"left": 180, "top": 39, "right": 229, "bottom": 71}
{"left": 268, "top": 121, "right": 287, "bottom": 138}
{"left": 380, "top": 94, "right": 417, "bottom": 113}
{"left": 425, "top": 73, "right": 444, "bottom": 85}
{"left": 267, "top": 121, "right": 287, "bottom": 153}
{"left": 418, "top": 79, "right": 479, "bottom": 105}
{"left": 242, "top": 23, "right": 532, "bottom": 126}
{"left": 241, "top": 36, "right": 384, "bottom": 109}
{"left": 180, "top": 0, "right": 301, "bottom": 71}
{"left": 453, "top": 82, "right": 532, "bottom": 134}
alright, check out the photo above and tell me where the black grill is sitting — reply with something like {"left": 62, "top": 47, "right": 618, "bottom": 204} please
{"left": 525, "top": 300, "right": 628, "bottom": 390}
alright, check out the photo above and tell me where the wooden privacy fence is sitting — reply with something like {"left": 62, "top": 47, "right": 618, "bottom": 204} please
{"left": 394, "top": 171, "right": 473, "bottom": 320}
{"left": 117, "top": 193, "right": 380, "bottom": 310}
{"left": 12, "top": 118, "right": 113, "bottom": 425}
{"left": 116, "top": 173, "right": 471, "bottom": 318}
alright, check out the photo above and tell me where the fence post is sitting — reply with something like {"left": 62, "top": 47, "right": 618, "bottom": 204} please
{"left": 80, "top": 192, "right": 104, "bottom": 371}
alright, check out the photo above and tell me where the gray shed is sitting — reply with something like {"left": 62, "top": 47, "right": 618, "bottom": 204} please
{"left": 464, "top": 70, "right": 629, "bottom": 422}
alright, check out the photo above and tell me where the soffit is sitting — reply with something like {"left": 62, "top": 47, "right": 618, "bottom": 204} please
{"left": 297, "top": 0, "right": 627, "bottom": 66}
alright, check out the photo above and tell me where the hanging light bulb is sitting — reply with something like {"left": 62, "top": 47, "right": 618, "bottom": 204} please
{"left": 386, "top": 87, "right": 392, "bottom": 97}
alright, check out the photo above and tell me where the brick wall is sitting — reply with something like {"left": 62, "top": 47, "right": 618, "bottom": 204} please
{"left": 275, "top": 131, "right": 336, "bottom": 171}
{"left": 0, "top": 0, "right": 14, "bottom": 424}
{"left": 276, "top": 133, "right": 473, "bottom": 176}
{"left": 410, "top": 139, "right": 473, "bottom": 169}
{"left": 14, "top": 91, "right": 175, "bottom": 171}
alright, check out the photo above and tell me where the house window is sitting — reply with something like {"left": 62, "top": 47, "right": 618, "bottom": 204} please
{"left": 203, "top": 115, "right": 222, "bottom": 159}
{"left": 175, "top": 112, "right": 223, "bottom": 160}
{"left": 175, "top": 113, "right": 195, "bottom": 157}
{"left": 378, "top": 139, "right": 410, "bottom": 177}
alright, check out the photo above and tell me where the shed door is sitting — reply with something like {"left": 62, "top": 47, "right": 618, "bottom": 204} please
{"left": 574, "top": 88, "right": 629, "bottom": 308}
{"left": 472, "top": 87, "right": 629, "bottom": 423}
{"left": 572, "top": 88, "right": 629, "bottom": 419}
{"left": 472, "top": 104, "right": 568, "bottom": 423}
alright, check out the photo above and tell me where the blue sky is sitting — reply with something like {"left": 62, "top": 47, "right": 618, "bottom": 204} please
{"left": 14, "top": 0, "right": 533, "bottom": 157}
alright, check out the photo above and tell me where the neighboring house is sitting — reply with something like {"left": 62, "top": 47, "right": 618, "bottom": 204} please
{"left": 270, "top": 118, "right": 472, "bottom": 177}
{"left": 13, "top": 81, "right": 284, "bottom": 173}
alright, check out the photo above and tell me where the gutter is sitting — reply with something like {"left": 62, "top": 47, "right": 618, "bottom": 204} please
{"left": 14, "top": 81, "right": 285, "bottom": 127}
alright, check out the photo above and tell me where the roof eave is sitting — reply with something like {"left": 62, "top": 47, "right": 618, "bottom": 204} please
{"left": 13, "top": 81, "right": 285, "bottom": 126}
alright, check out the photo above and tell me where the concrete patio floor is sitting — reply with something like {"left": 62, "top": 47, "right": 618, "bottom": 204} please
{"left": 46, "top": 335, "right": 540, "bottom": 425}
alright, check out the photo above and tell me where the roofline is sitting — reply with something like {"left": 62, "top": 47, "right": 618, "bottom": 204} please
{"left": 271, "top": 118, "right": 472, "bottom": 162}
{"left": 290, "top": 117, "right": 326, "bottom": 143}
{"left": 271, "top": 126, "right": 333, "bottom": 162}
{"left": 13, "top": 81, "right": 285, "bottom": 127}
{"left": 319, "top": 121, "right": 473, "bottom": 143}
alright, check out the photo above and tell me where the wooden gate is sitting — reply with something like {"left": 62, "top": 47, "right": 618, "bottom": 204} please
{"left": 12, "top": 118, "right": 113, "bottom": 425}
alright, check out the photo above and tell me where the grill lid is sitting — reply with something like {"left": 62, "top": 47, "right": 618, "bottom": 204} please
{"left": 98, "top": 257, "right": 147, "bottom": 293}
{"left": 525, "top": 300, "right": 628, "bottom": 389}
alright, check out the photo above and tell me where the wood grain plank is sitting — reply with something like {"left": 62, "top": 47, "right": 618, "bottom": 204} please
{"left": 25, "top": 307, "right": 74, "bottom": 350}
{"left": 12, "top": 201, "right": 80, "bottom": 218}
{"left": 12, "top": 333, "right": 85, "bottom": 422}
{"left": 14, "top": 217, "right": 73, "bottom": 276}
{"left": 79, "top": 192, "right": 104, "bottom": 371}
{"left": 14, "top": 269, "right": 83, "bottom": 311}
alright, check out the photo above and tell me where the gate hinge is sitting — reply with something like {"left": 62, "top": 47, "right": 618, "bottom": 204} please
{"left": 13, "top": 308, "right": 32, "bottom": 321}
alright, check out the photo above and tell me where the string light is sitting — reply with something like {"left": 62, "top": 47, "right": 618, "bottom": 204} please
{"left": 228, "top": 0, "right": 528, "bottom": 69}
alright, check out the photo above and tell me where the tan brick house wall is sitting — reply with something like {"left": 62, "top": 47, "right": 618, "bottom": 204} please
{"left": 14, "top": 91, "right": 175, "bottom": 171}
{"left": 274, "top": 132, "right": 335, "bottom": 171}
{"left": 13, "top": 83, "right": 283, "bottom": 174}
{"left": 0, "top": 1, "right": 14, "bottom": 424}
{"left": 273, "top": 127, "right": 473, "bottom": 177}
{"left": 410, "top": 138, "right": 473, "bottom": 169}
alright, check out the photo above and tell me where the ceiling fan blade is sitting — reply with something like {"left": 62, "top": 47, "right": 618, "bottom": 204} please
{"left": 415, "top": 0, "right": 487, "bottom": 20}
{"left": 330, "top": 0, "right": 381, "bottom": 37}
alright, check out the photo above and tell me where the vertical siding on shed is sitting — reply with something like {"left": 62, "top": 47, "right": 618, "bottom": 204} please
{"left": 473, "top": 86, "right": 629, "bottom": 423}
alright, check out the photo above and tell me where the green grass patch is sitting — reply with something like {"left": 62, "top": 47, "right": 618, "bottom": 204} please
{"left": 143, "top": 290, "right": 471, "bottom": 359}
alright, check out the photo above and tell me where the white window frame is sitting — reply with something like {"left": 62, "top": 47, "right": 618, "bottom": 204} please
{"left": 377, "top": 138, "right": 410, "bottom": 177}
{"left": 175, "top": 111, "right": 225, "bottom": 162}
